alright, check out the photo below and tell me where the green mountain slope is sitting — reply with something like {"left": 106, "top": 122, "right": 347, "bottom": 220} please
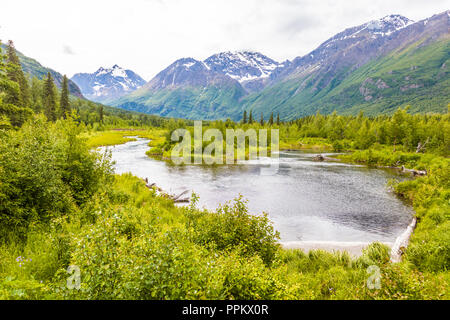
{"left": 239, "top": 38, "right": 450, "bottom": 120}
{"left": 113, "top": 83, "right": 246, "bottom": 120}
{"left": 1, "top": 44, "right": 84, "bottom": 98}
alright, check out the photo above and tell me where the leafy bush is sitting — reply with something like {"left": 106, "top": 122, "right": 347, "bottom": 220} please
{"left": 187, "top": 195, "right": 280, "bottom": 265}
{"left": 0, "top": 115, "right": 112, "bottom": 241}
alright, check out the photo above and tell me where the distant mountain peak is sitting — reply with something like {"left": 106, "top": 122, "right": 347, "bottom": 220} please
{"left": 172, "top": 58, "right": 204, "bottom": 70}
{"left": 71, "top": 65, "right": 146, "bottom": 103}
{"left": 365, "top": 14, "right": 414, "bottom": 34}
{"left": 300, "top": 13, "right": 415, "bottom": 66}
{"left": 94, "top": 64, "right": 129, "bottom": 78}
{"left": 204, "top": 51, "right": 280, "bottom": 89}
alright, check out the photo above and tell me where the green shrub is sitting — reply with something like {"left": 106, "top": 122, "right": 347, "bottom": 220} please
{"left": 0, "top": 115, "right": 113, "bottom": 241}
{"left": 187, "top": 195, "right": 280, "bottom": 265}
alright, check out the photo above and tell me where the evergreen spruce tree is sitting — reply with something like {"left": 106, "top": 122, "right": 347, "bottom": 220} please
{"left": 260, "top": 112, "right": 264, "bottom": 126}
{"left": 30, "top": 77, "right": 43, "bottom": 112}
{"left": 43, "top": 72, "right": 57, "bottom": 121}
{"left": 269, "top": 112, "right": 274, "bottom": 125}
{"left": 0, "top": 41, "right": 32, "bottom": 126}
{"left": 1, "top": 46, "right": 21, "bottom": 108}
{"left": 242, "top": 110, "right": 247, "bottom": 124}
{"left": 248, "top": 110, "right": 253, "bottom": 124}
{"left": 98, "top": 105, "right": 104, "bottom": 123}
{"left": 276, "top": 113, "right": 280, "bottom": 125}
{"left": 6, "top": 40, "right": 30, "bottom": 108}
{"left": 60, "top": 75, "right": 70, "bottom": 119}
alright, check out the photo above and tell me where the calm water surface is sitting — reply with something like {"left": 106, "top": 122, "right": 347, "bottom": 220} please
{"left": 101, "top": 138, "right": 413, "bottom": 243}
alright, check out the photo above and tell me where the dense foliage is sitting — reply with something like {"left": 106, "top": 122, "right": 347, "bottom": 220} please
{"left": 0, "top": 115, "right": 113, "bottom": 241}
{"left": 0, "top": 39, "right": 448, "bottom": 300}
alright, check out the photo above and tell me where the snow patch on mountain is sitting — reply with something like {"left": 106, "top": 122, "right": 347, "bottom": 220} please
{"left": 204, "top": 51, "right": 280, "bottom": 83}
{"left": 324, "top": 14, "right": 414, "bottom": 46}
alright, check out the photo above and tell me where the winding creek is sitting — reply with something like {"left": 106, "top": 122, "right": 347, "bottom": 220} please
{"left": 100, "top": 137, "right": 414, "bottom": 254}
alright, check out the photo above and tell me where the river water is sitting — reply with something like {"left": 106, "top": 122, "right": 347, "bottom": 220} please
{"left": 100, "top": 137, "right": 413, "bottom": 244}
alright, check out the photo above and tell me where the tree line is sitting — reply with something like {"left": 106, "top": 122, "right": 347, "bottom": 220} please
{"left": 242, "top": 110, "right": 280, "bottom": 126}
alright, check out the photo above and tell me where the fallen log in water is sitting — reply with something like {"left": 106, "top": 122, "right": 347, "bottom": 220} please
{"left": 400, "top": 166, "right": 427, "bottom": 176}
{"left": 312, "top": 154, "right": 341, "bottom": 162}
{"left": 171, "top": 190, "right": 189, "bottom": 201}
{"left": 390, "top": 217, "right": 417, "bottom": 263}
{"left": 142, "top": 178, "right": 190, "bottom": 203}
{"left": 378, "top": 165, "right": 427, "bottom": 176}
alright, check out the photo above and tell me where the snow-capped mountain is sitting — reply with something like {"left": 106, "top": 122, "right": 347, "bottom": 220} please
{"left": 71, "top": 65, "right": 146, "bottom": 103}
{"left": 330, "top": 14, "right": 414, "bottom": 42}
{"left": 272, "top": 15, "right": 416, "bottom": 82}
{"left": 204, "top": 51, "right": 282, "bottom": 92}
{"left": 117, "top": 56, "right": 247, "bottom": 120}
{"left": 145, "top": 57, "right": 235, "bottom": 90}
{"left": 144, "top": 52, "right": 282, "bottom": 93}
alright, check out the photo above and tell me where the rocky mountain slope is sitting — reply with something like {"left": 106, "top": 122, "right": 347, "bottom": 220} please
{"left": 204, "top": 51, "right": 282, "bottom": 92}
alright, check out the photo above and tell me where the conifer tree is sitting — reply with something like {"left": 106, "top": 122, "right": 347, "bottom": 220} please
{"left": 248, "top": 110, "right": 253, "bottom": 124}
{"left": 1, "top": 45, "right": 20, "bottom": 107}
{"left": 260, "top": 112, "right": 264, "bottom": 126}
{"left": 6, "top": 40, "right": 30, "bottom": 107}
{"left": 43, "top": 72, "right": 57, "bottom": 121}
{"left": 60, "top": 75, "right": 70, "bottom": 118}
{"left": 276, "top": 113, "right": 280, "bottom": 125}
{"left": 269, "top": 112, "right": 274, "bottom": 125}
{"left": 0, "top": 41, "right": 32, "bottom": 126}
{"left": 98, "top": 105, "right": 104, "bottom": 123}
{"left": 242, "top": 110, "right": 247, "bottom": 124}
{"left": 30, "top": 77, "right": 43, "bottom": 112}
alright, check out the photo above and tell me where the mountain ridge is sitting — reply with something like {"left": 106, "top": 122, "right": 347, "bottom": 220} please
{"left": 112, "top": 10, "right": 450, "bottom": 120}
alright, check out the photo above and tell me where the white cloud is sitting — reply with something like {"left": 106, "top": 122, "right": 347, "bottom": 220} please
{"left": 0, "top": 0, "right": 448, "bottom": 81}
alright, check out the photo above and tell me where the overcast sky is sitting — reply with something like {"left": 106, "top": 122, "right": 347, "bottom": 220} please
{"left": 0, "top": 0, "right": 448, "bottom": 80}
